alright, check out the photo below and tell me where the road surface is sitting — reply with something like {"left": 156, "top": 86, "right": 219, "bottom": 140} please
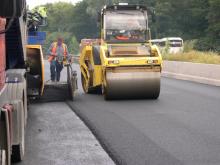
{"left": 16, "top": 62, "right": 115, "bottom": 165}
{"left": 68, "top": 65, "right": 220, "bottom": 165}
{"left": 17, "top": 62, "right": 220, "bottom": 165}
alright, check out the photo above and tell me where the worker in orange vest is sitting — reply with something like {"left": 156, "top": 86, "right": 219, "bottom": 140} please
{"left": 48, "top": 37, "right": 69, "bottom": 82}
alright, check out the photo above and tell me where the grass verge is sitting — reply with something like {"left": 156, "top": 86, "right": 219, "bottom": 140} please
{"left": 163, "top": 51, "right": 220, "bottom": 65}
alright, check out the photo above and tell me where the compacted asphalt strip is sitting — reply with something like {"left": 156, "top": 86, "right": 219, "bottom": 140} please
{"left": 68, "top": 65, "right": 220, "bottom": 165}
{"left": 16, "top": 62, "right": 220, "bottom": 165}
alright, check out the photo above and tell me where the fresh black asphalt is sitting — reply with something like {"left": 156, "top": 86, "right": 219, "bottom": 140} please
{"left": 68, "top": 66, "right": 220, "bottom": 165}
{"left": 16, "top": 63, "right": 220, "bottom": 165}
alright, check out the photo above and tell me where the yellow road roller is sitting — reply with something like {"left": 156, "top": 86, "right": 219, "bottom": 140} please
{"left": 80, "top": 4, "right": 162, "bottom": 99}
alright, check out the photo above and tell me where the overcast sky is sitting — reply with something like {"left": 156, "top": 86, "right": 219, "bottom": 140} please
{"left": 27, "top": 0, "right": 82, "bottom": 9}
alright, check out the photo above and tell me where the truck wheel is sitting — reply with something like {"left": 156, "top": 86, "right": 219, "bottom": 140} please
{"left": 94, "top": 86, "right": 102, "bottom": 94}
{"left": 81, "top": 73, "right": 102, "bottom": 94}
{"left": 11, "top": 118, "right": 25, "bottom": 162}
{"left": 69, "top": 75, "right": 77, "bottom": 101}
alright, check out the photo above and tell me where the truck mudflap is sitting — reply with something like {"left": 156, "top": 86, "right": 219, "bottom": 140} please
{"left": 0, "top": 104, "right": 13, "bottom": 165}
{"left": 0, "top": 150, "right": 6, "bottom": 165}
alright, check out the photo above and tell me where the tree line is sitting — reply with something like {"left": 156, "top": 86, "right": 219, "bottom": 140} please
{"left": 40, "top": 0, "right": 220, "bottom": 53}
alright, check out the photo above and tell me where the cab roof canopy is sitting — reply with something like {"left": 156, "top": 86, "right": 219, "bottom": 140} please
{"left": 103, "top": 4, "right": 147, "bottom": 11}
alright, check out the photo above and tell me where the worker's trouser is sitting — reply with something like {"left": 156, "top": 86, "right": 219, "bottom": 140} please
{"left": 50, "top": 60, "right": 63, "bottom": 82}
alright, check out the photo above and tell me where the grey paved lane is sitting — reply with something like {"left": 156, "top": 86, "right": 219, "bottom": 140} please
{"left": 16, "top": 62, "right": 115, "bottom": 165}
{"left": 17, "top": 103, "right": 115, "bottom": 165}
{"left": 68, "top": 65, "right": 220, "bottom": 165}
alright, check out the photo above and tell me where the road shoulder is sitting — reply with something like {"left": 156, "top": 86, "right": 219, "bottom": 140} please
{"left": 17, "top": 102, "right": 115, "bottom": 165}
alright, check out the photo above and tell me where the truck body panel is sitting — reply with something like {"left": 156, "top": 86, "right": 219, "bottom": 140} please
{"left": 0, "top": 0, "right": 25, "bottom": 17}
{"left": 0, "top": 18, "right": 6, "bottom": 90}
{"left": 0, "top": 0, "right": 28, "bottom": 164}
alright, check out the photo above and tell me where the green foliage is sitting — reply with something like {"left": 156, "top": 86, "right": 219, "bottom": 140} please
{"left": 69, "top": 36, "right": 79, "bottom": 55}
{"left": 207, "top": 0, "right": 220, "bottom": 38}
{"left": 163, "top": 50, "right": 220, "bottom": 64}
{"left": 205, "top": 0, "right": 220, "bottom": 52}
{"left": 194, "top": 38, "right": 220, "bottom": 52}
{"left": 39, "top": 0, "right": 219, "bottom": 53}
{"left": 155, "top": 0, "right": 209, "bottom": 39}
{"left": 42, "top": 2, "right": 74, "bottom": 32}
{"left": 69, "top": 1, "right": 98, "bottom": 41}
{"left": 183, "top": 40, "right": 197, "bottom": 52}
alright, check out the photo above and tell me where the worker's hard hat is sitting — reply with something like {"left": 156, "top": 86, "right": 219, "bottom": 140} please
{"left": 38, "top": 7, "right": 47, "bottom": 18}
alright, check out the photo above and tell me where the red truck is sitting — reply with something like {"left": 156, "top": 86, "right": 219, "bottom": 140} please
{"left": 0, "top": 0, "right": 28, "bottom": 164}
{"left": 0, "top": 0, "right": 78, "bottom": 164}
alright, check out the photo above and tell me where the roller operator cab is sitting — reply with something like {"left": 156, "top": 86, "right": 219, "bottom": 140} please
{"left": 80, "top": 4, "right": 162, "bottom": 100}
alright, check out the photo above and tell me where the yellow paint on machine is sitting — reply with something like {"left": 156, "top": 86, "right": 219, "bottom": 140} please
{"left": 26, "top": 45, "right": 45, "bottom": 96}
{"left": 79, "top": 4, "right": 163, "bottom": 99}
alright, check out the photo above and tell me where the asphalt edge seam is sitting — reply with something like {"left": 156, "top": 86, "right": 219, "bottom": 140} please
{"left": 66, "top": 101, "right": 120, "bottom": 165}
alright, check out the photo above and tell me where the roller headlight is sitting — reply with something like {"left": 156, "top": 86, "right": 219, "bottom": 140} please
{"left": 108, "top": 60, "right": 120, "bottom": 65}
{"left": 147, "top": 59, "right": 158, "bottom": 64}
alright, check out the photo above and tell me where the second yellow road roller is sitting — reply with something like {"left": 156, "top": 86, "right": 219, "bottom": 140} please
{"left": 79, "top": 4, "right": 162, "bottom": 100}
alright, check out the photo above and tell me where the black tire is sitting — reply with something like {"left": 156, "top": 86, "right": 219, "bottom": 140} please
{"left": 69, "top": 75, "right": 77, "bottom": 101}
{"left": 96, "top": 86, "right": 103, "bottom": 94}
{"left": 81, "top": 73, "right": 88, "bottom": 93}
{"left": 87, "top": 86, "right": 102, "bottom": 94}
{"left": 103, "top": 85, "right": 111, "bottom": 100}
{"left": 81, "top": 73, "right": 100, "bottom": 94}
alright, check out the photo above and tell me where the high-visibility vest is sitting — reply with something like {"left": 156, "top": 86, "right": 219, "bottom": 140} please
{"left": 48, "top": 42, "right": 67, "bottom": 62}
{"left": 115, "top": 35, "right": 129, "bottom": 40}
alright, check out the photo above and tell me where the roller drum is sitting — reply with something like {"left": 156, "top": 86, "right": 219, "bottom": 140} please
{"left": 105, "top": 68, "right": 161, "bottom": 99}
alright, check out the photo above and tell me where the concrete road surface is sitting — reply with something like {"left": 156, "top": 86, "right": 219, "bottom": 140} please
{"left": 68, "top": 65, "right": 220, "bottom": 165}
{"left": 16, "top": 62, "right": 115, "bottom": 165}
{"left": 16, "top": 102, "right": 115, "bottom": 165}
